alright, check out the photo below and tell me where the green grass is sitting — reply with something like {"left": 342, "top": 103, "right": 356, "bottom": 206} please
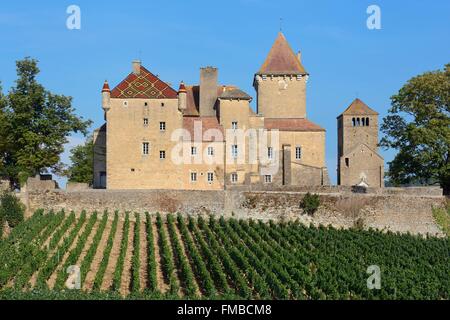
{"left": 433, "top": 201, "right": 450, "bottom": 237}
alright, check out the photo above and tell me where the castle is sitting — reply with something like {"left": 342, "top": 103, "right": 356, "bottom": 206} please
{"left": 93, "top": 32, "right": 383, "bottom": 190}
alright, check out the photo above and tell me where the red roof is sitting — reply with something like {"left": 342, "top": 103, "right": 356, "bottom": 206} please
{"left": 339, "top": 98, "right": 379, "bottom": 116}
{"left": 110, "top": 66, "right": 177, "bottom": 99}
{"left": 264, "top": 118, "right": 325, "bottom": 132}
{"left": 101, "top": 80, "right": 110, "bottom": 92}
{"left": 258, "top": 32, "right": 307, "bottom": 75}
{"left": 182, "top": 116, "right": 224, "bottom": 142}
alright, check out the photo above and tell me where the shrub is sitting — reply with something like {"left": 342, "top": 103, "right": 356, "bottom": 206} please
{"left": 0, "top": 191, "right": 25, "bottom": 227}
{"left": 300, "top": 192, "right": 320, "bottom": 216}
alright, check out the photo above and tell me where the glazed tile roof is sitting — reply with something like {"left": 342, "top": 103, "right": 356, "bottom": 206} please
{"left": 110, "top": 66, "right": 177, "bottom": 99}
{"left": 257, "top": 32, "right": 307, "bottom": 75}
{"left": 264, "top": 118, "right": 325, "bottom": 132}
{"left": 339, "top": 98, "right": 379, "bottom": 116}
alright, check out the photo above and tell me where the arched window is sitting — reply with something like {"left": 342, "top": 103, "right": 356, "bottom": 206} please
{"left": 366, "top": 117, "right": 370, "bottom": 126}
{"left": 352, "top": 117, "right": 356, "bottom": 127}
{"left": 362, "top": 118, "right": 365, "bottom": 126}
{"left": 357, "top": 118, "right": 361, "bottom": 126}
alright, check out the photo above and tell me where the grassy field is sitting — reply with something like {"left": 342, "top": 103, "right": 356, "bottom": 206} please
{"left": 0, "top": 210, "right": 448, "bottom": 300}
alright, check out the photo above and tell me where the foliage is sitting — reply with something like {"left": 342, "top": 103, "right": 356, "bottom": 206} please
{"left": 65, "top": 137, "right": 94, "bottom": 185}
{"left": 1, "top": 210, "right": 449, "bottom": 300}
{"left": 300, "top": 192, "right": 321, "bottom": 216}
{"left": 0, "top": 58, "right": 91, "bottom": 188}
{"left": 0, "top": 191, "right": 25, "bottom": 227}
{"left": 432, "top": 202, "right": 450, "bottom": 237}
{"left": 380, "top": 63, "right": 450, "bottom": 194}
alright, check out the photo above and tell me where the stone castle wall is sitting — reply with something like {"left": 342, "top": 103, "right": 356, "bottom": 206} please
{"left": 21, "top": 187, "right": 446, "bottom": 237}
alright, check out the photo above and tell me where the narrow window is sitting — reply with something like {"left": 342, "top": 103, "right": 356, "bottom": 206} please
{"left": 231, "top": 173, "right": 238, "bottom": 183}
{"left": 345, "top": 158, "right": 349, "bottom": 167}
{"left": 362, "top": 118, "right": 365, "bottom": 126}
{"left": 191, "top": 146, "right": 197, "bottom": 156}
{"left": 295, "top": 146, "right": 302, "bottom": 160}
{"left": 144, "top": 102, "right": 148, "bottom": 106}
{"left": 143, "top": 118, "right": 149, "bottom": 126}
{"left": 190, "top": 172, "right": 197, "bottom": 182}
{"left": 159, "top": 150, "right": 166, "bottom": 159}
{"left": 231, "top": 144, "right": 238, "bottom": 159}
{"left": 207, "top": 172, "right": 214, "bottom": 183}
{"left": 352, "top": 117, "right": 355, "bottom": 127}
{"left": 142, "top": 142, "right": 149, "bottom": 155}
{"left": 267, "top": 147, "right": 273, "bottom": 159}
{"left": 366, "top": 117, "right": 370, "bottom": 126}
{"left": 231, "top": 121, "right": 238, "bottom": 130}
{"left": 123, "top": 101, "right": 128, "bottom": 107}
{"left": 357, "top": 118, "right": 361, "bottom": 126}
{"left": 264, "top": 175, "right": 272, "bottom": 183}
{"left": 160, "top": 121, "right": 166, "bottom": 131}
{"left": 161, "top": 102, "right": 165, "bottom": 107}
{"left": 207, "top": 146, "right": 214, "bottom": 156}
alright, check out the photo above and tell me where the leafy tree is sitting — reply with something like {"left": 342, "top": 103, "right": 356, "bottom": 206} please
{"left": 65, "top": 137, "right": 94, "bottom": 185}
{"left": 380, "top": 63, "right": 450, "bottom": 194}
{"left": 0, "top": 58, "right": 91, "bottom": 188}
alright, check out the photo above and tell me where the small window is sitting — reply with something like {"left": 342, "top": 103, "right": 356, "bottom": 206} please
{"left": 231, "top": 121, "right": 238, "bottom": 130}
{"left": 191, "top": 146, "right": 197, "bottom": 156}
{"left": 362, "top": 118, "right": 366, "bottom": 126}
{"left": 142, "top": 142, "right": 149, "bottom": 155}
{"left": 264, "top": 175, "right": 272, "bottom": 183}
{"left": 159, "top": 150, "right": 166, "bottom": 159}
{"left": 352, "top": 117, "right": 356, "bottom": 127}
{"left": 144, "top": 102, "right": 148, "bottom": 106}
{"left": 356, "top": 118, "right": 361, "bottom": 126}
{"left": 160, "top": 122, "right": 166, "bottom": 131}
{"left": 231, "top": 173, "right": 238, "bottom": 183}
{"left": 366, "top": 117, "right": 370, "bottom": 126}
{"left": 143, "top": 118, "right": 149, "bottom": 126}
{"left": 207, "top": 146, "right": 214, "bottom": 156}
{"left": 345, "top": 158, "right": 349, "bottom": 167}
{"left": 161, "top": 102, "right": 165, "bottom": 107}
{"left": 207, "top": 172, "right": 214, "bottom": 183}
{"left": 295, "top": 146, "right": 302, "bottom": 160}
{"left": 123, "top": 101, "right": 128, "bottom": 107}
{"left": 190, "top": 172, "right": 197, "bottom": 182}
{"left": 267, "top": 147, "right": 273, "bottom": 159}
{"left": 231, "top": 145, "right": 238, "bottom": 159}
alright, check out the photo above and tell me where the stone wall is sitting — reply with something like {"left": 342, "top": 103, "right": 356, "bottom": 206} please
{"left": 22, "top": 187, "right": 446, "bottom": 236}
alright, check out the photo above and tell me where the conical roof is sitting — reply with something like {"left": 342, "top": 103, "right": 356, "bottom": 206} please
{"left": 257, "top": 32, "right": 307, "bottom": 75}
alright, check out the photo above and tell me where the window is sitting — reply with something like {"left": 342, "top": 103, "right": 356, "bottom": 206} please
{"left": 160, "top": 122, "right": 166, "bottom": 131}
{"left": 267, "top": 147, "right": 273, "bottom": 159}
{"left": 362, "top": 118, "right": 365, "bottom": 126}
{"left": 207, "top": 146, "right": 214, "bottom": 156}
{"left": 190, "top": 172, "right": 197, "bottom": 182}
{"left": 231, "top": 144, "right": 238, "bottom": 159}
{"left": 161, "top": 102, "right": 165, "bottom": 107}
{"left": 191, "top": 146, "right": 197, "bottom": 156}
{"left": 352, "top": 117, "right": 356, "bottom": 127}
{"left": 264, "top": 175, "right": 272, "bottom": 183}
{"left": 231, "top": 121, "right": 238, "bottom": 130}
{"left": 142, "top": 142, "right": 149, "bottom": 155}
{"left": 345, "top": 158, "right": 349, "bottom": 167}
{"left": 123, "top": 101, "right": 128, "bottom": 107}
{"left": 295, "top": 146, "right": 302, "bottom": 160}
{"left": 144, "top": 102, "right": 148, "bottom": 106}
{"left": 231, "top": 173, "right": 238, "bottom": 183}
{"left": 366, "top": 117, "right": 370, "bottom": 126}
{"left": 143, "top": 118, "right": 149, "bottom": 126}
{"left": 159, "top": 150, "right": 166, "bottom": 159}
{"left": 356, "top": 118, "right": 361, "bottom": 126}
{"left": 207, "top": 172, "right": 214, "bottom": 183}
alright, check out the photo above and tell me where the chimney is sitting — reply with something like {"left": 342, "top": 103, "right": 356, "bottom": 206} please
{"left": 132, "top": 60, "right": 141, "bottom": 75}
{"left": 297, "top": 51, "right": 302, "bottom": 63}
{"left": 101, "top": 80, "right": 110, "bottom": 111}
{"left": 199, "top": 66, "right": 218, "bottom": 116}
{"left": 178, "top": 81, "right": 187, "bottom": 111}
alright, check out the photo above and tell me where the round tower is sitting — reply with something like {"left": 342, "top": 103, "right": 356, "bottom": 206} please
{"left": 101, "top": 80, "right": 111, "bottom": 111}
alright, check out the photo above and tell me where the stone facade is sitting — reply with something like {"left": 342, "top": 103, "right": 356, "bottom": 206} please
{"left": 337, "top": 99, "right": 384, "bottom": 187}
{"left": 22, "top": 188, "right": 445, "bottom": 236}
{"left": 94, "top": 32, "right": 329, "bottom": 190}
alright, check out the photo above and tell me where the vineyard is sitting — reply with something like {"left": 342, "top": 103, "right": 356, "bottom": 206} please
{"left": 0, "top": 210, "right": 449, "bottom": 300}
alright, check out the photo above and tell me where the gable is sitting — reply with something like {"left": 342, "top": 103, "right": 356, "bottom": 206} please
{"left": 111, "top": 66, "right": 177, "bottom": 99}
{"left": 342, "top": 143, "right": 383, "bottom": 161}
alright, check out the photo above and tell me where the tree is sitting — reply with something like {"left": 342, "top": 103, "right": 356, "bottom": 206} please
{"left": 0, "top": 58, "right": 92, "bottom": 189}
{"left": 380, "top": 63, "right": 450, "bottom": 194}
{"left": 65, "top": 137, "right": 94, "bottom": 185}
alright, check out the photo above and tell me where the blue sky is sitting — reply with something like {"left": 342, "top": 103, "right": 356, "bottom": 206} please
{"left": 0, "top": 0, "right": 449, "bottom": 186}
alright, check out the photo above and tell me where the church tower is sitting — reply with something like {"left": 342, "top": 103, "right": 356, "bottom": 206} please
{"left": 337, "top": 98, "right": 384, "bottom": 187}
{"left": 253, "top": 32, "right": 309, "bottom": 118}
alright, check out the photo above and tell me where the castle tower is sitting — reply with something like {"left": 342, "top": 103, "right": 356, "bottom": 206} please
{"left": 337, "top": 98, "right": 384, "bottom": 187}
{"left": 253, "top": 32, "right": 309, "bottom": 118}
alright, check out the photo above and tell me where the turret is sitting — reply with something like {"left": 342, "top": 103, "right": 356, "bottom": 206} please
{"left": 178, "top": 81, "right": 187, "bottom": 111}
{"left": 102, "top": 80, "right": 110, "bottom": 111}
